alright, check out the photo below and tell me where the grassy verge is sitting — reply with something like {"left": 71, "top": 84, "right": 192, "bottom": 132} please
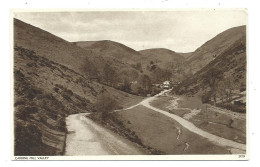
{"left": 88, "top": 111, "right": 164, "bottom": 155}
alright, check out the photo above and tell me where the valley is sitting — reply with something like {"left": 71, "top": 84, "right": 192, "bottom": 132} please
{"left": 66, "top": 90, "right": 245, "bottom": 155}
{"left": 13, "top": 15, "right": 247, "bottom": 157}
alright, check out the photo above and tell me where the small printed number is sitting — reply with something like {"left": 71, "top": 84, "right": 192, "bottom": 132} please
{"left": 239, "top": 155, "right": 245, "bottom": 158}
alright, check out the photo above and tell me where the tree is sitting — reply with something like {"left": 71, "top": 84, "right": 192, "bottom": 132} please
{"left": 139, "top": 74, "right": 152, "bottom": 93}
{"left": 121, "top": 79, "right": 132, "bottom": 93}
{"left": 93, "top": 93, "right": 118, "bottom": 121}
{"left": 103, "top": 63, "right": 117, "bottom": 86}
{"left": 153, "top": 68, "right": 172, "bottom": 83}
{"left": 216, "top": 81, "right": 226, "bottom": 103}
{"left": 223, "top": 76, "right": 234, "bottom": 109}
{"left": 202, "top": 69, "right": 222, "bottom": 105}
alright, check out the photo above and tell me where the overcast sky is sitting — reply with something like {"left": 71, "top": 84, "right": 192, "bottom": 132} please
{"left": 14, "top": 10, "right": 247, "bottom": 52}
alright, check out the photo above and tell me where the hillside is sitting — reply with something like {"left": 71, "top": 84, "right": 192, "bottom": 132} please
{"left": 76, "top": 40, "right": 195, "bottom": 89}
{"left": 186, "top": 25, "right": 246, "bottom": 74}
{"left": 74, "top": 40, "right": 142, "bottom": 74}
{"left": 138, "top": 48, "right": 188, "bottom": 82}
{"left": 75, "top": 41, "right": 178, "bottom": 95}
{"left": 139, "top": 48, "right": 185, "bottom": 68}
{"left": 174, "top": 31, "right": 246, "bottom": 112}
{"left": 75, "top": 40, "right": 141, "bottom": 63}
{"left": 13, "top": 19, "right": 143, "bottom": 155}
{"left": 15, "top": 19, "right": 145, "bottom": 93}
{"left": 177, "top": 52, "right": 194, "bottom": 60}
{"left": 14, "top": 18, "right": 96, "bottom": 78}
{"left": 74, "top": 40, "right": 142, "bottom": 84}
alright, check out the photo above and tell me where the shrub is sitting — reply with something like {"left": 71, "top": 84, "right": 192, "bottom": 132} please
{"left": 216, "top": 103, "right": 246, "bottom": 113}
{"left": 201, "top": 91, "right": 212, "bottom": 104}
{"left": 93, "top": 94, "right": 119, "bottom": 121}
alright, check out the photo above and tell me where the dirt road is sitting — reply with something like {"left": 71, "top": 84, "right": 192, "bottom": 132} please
{"left": 65, "top": 113, "right": 145, "bottom": 155}
{"left": 65, "top": 89, "right": 246, "bottom": 155}
{"left": 140, "top": 90, "right": 246, "bottom": 153}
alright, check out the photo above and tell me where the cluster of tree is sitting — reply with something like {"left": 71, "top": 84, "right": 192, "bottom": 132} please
{"left": 101, "top": 63, "right": 141, "bottom": 95}
{"left": 84, "top": 61, "right": 168, "bottom": 96}
{"left": 201, "top": 69, "right": 236, "bottom": 105}
{"left": 138, "top": 74, "right": 152, "bottom": 94}
{"left": 150, "top": 61, "right": 190, "bottom": 84}
{"left": 201, "top": 70, "right": 245, "bottom": 112}
{"left": 152, "top": 68, "right": 172, "bottom": 83}
{"left": 135, "top": 74, "right": 161, "bottom": 96}
{"left": 144, "top": 61, "right": 157, "bottom": 72}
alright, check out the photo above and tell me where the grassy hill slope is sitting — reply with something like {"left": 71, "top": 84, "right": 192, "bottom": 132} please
{"left": 14, "top": 19, "right": 97, "bottom": 78}
{"left": 74, "top": 40, "right": 142, "bottom": 81}
{"left": 186, "top": 26, "right": 246, "bottom": 74}
{"left": 138, "top": 48, "right": 189, "bottom": 82}
{"left": 75, "top": 40, "right": 141, "bottom": 63}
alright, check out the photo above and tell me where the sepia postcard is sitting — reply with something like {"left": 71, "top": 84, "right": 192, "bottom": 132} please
{"left": 11, "top": 9, "right": 248, "bottom": 160}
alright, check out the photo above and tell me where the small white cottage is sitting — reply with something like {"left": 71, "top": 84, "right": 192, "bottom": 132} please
{"left": 162, "top": 81, "right": 171, "bottom": 89}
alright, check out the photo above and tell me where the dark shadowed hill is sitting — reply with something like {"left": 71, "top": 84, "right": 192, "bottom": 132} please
{"left": 186, "top": 25, "right": 246, "bottom": 74}
{"left": 174, "top": 30, "right": 246, "bottom": 112}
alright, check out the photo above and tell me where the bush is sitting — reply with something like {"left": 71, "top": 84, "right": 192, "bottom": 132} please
{"left": 93, "top": 94, "right": 119, "bottom": 121}
{"left": 216, "top": 103, "right": 246, "bottom": 113}
{"left": 201, "top": 91, "right": 212, "bottom": 104}
{"left": 120, "top": 80, "right": 132, "bottom": 93}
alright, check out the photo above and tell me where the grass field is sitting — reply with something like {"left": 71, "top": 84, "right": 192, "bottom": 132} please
{"left": 113, "top": 105, "right": 230, "bottom": 154}
{"left": 150, "top": 94, "right": 246, "bottom": 144}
